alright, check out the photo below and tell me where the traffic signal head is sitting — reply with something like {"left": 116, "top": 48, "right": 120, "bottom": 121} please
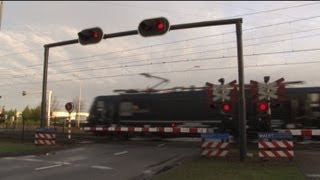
{"left": 138, "top": 17, "right": 170, "bottom": 37}
{"left": 78, "top": 27, "right": 104, "bottom": 45}
{"left": 257, "top": 101, "right": 268, "bottom": 113}
{"left": 221, "top": 103, "right": 231, "bottom": 113}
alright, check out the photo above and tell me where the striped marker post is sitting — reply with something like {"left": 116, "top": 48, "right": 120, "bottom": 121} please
{"left": 68, "top": 113, "right": 71, "bottom": 143}
{"left": 258, "top": 132, "right": 294, "bottom": 160}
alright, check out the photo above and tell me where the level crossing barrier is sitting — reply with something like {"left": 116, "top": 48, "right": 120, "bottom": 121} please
{"left": 200, "top": 133, "right": 230, "bottom": 158}
{"left": 258, "top": 132, "right": 294, "bottom": 160}
{"left": 34, "top": 128, "right": 56, "bottom": 145}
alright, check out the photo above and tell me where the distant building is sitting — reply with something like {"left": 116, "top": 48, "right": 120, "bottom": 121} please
{"left": 51, "top": 111, "right": 89, "bottom": 122}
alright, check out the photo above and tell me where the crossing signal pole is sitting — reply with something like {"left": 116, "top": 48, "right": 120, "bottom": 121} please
{"left": 41, "top": 17, "right": 245, "bottom": 161}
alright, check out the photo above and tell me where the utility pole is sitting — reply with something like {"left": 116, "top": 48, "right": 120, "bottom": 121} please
{"left": 0, "top": 1, "right": 3, "bottom": 30}
{"left": 47, "top": 90, "right": 52, "bottom": 127}
{"left": 77, "top": 80, "right": 82, "bottom": 128}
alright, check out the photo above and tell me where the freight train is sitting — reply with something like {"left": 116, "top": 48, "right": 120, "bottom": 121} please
{"left": 86, "top": 86, "right": 320, "bottom": 135}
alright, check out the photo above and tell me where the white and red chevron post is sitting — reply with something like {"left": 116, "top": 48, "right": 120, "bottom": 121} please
{"left": 258, "top": 132, "right": 294, "bottom": 159}
{"left": 34, "top": 128, "right": 56, "bottom": 145}
{"left": 201, "top": 133, "right": 230, "bottom": 158}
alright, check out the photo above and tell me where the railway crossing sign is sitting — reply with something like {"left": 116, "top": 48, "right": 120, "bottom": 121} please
{"left": 206, "top": 79, "right": 237, "bottom": 103}
{"left": 250, "top": 77, "right": 286, "bottom": 102}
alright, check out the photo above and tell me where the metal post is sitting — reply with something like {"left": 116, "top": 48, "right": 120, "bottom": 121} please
{"left": 41, "top": 47, "right": 49, "bottom": 128}
{"left": 47, "top": 90, "right": 52, "bottom": 127}
{"left": 236, "top": 20, "right": 247, "bottom": 162}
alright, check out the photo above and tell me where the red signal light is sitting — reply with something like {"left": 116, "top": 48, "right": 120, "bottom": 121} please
{"left": 156, "top": 22, "right": 164, "bottom": 30}
{"left": 222, "top": 103, "right": 230, "bottom": 113}
{"left": 92, "top": 31, "right": 99, "bottom": 39}
{"left": 258, "top": 101, "right": 268, "bottom": 112}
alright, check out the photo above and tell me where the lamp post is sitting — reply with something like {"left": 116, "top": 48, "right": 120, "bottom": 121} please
{"left": 73, "top": 74, "right": 82, "bottom": 128}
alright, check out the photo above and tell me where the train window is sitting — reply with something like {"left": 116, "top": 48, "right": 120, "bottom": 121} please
{"left": 96, "top": 100, "right": 105, "bottom": 111}
{"left": 119, "top": 102, "right": 133, "bottom": 116}
{"left": 311, "top": 106, "right": 320, "bottom": 111}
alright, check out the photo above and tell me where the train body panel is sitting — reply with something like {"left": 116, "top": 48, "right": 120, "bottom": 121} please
{"left": 86, "top": 86, "right": 320, "bottom": 132}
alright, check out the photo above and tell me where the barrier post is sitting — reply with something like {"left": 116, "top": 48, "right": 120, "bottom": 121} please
{"left": 68, "top": 112, "right": 71, "bottom": 144}
{"left": 200, "top": 133, "right": 230, "bottom": 158}
{"left": 34, "top": 128, "right": 56, "bottom": 145}
{"left": 258, "top": 132, "right": 294, "bottom": 160}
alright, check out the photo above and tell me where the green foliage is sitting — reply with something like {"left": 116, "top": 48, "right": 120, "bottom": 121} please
{"left": 22, "top": 105, "right": 40, "bottom": 122}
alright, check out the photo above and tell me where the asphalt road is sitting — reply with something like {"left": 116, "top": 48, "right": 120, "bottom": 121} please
{"left": 295, "top": 144, "right": 320, "bottom": 180}
{"left": 0, "top": 140, "right": 200, "bottom": 180}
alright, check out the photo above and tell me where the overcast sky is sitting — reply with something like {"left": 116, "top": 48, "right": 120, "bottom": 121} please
{"left": 0, "top": 1, "right": 320, "bottom": 112}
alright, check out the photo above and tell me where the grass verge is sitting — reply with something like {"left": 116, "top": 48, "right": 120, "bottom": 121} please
{"left": 152, "top": 157, "right": 304, "bottom": 180}
{"left": 0, "top": 141, "right": 69, "bottom": 157}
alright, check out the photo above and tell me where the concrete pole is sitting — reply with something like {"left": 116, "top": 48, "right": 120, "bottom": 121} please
{"left": 77, "top": 81, "right": 82, "bottom": 128}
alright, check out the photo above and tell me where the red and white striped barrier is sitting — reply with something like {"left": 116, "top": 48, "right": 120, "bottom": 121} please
{"left": 34, "top": 139, "right": 56, "bottom": 145}
{"left": 201, "top": 142, "right": 230, "bottom": 149}
{"left": 83, "top": 126, "right": 214, "bottom": 134}
{"left": 201, "top": 133, "right": 230, "bottom": 158}
{"left": 259, "top": 150, "right": 294, "bottom": 158}
{"left": 34, "top": 131, "right": 56, "bottom": 145}
{"left": 201, "top": 149, "right": 230, "bottom": 157}
{"left": 276, "top": 129, "right": 320, "bottom": 136}
{"left": 258, "top": 140, "right": 293, "bottom": 149}
{"left": 35, "top": 133, "right": 56, "bottom": 140}
{"left": 258, "top": 140, "right": 294, "bottom": 159}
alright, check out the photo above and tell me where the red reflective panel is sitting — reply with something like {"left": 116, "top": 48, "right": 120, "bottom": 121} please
{"left": 156, "top": 22, "right": 164, "bottom": 30}
{"left": 223, "top": 104, "right": 230, "bottom": 112}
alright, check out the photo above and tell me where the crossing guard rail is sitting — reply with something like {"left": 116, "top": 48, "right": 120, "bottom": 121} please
{"left": 258, "top": 132, "right": 294, "bottom": 160}
{"left": 201, "top": 133, "right": 230, "bottom": 158}
{"left": 34, "top": 128, "right": 56, "bottom": 145}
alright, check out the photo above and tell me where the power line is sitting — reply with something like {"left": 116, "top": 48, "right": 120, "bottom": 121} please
{"left": 1, "top": 28, "right": 320, "bottom": 79}
{"left": 1, "top": 47, "right": 320, "bottom": 86}
{"left": 2, "top": 21, "right": 320, "bottom": 75}
{"left": 1, "top": 13, "right": 320, "bottom": 67}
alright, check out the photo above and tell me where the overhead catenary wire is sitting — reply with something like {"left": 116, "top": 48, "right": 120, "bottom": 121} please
{"left": 1, "top": 47, "right": 320, "bottom": 87}
{"left": 1, "top": 21, "right": 320, "bottom": 76}
{"left": 1, "top": 28, "right": 320, "bottom": 80}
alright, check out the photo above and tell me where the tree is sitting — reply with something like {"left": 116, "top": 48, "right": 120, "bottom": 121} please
{"left": 22, "top": 106, "right": 31, "bottom": 120}
{"left": 50, "top": 95, "right": 61, "bottom": 111}
{"left": 72, "top": 96, "right": 86, "bottom": 113}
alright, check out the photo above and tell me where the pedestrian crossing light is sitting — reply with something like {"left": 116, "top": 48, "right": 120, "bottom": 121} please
{"left": 78, "top": 27, "right": 104, "bottom": 45}
{"left": 138, "top": 17, "right": 170, "bottom": 37}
